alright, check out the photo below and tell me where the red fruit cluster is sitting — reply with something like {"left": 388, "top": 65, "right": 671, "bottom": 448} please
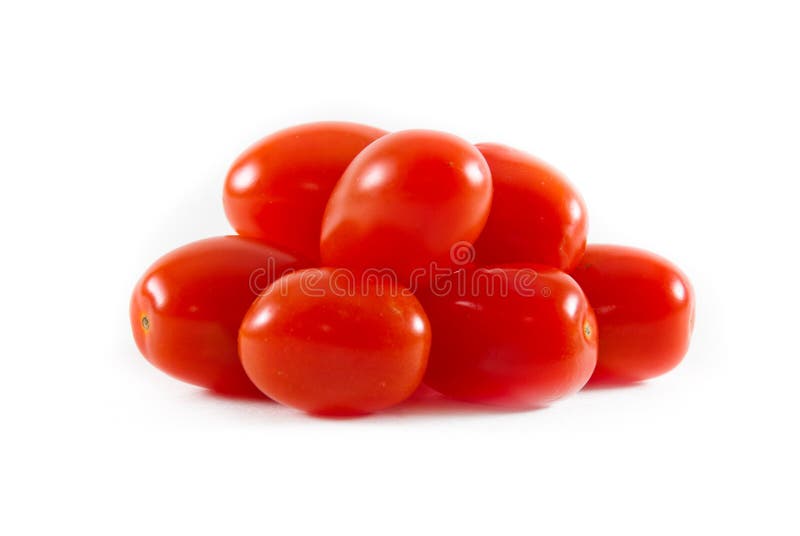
{"left": 131, "top": 122, "right": 695, "bottom": 416}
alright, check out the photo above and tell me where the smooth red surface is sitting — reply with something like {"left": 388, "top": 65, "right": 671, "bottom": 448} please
{"left": 130, "top": 236, "right": 303, "bottom": 395}
{"left": 223, "top": 122, "right": 386, "bottom": 262}
{"left": 570, "top": 245, "right": 695, "bottom": 383}
{"left": 239, "top": 269, "right": 431, "bottom": 415}
{"left": 320, "top": 130, "right": 493, "bottom": 283}
{"left": 473, "top": 143, "right": 588, "bottom": 271}
{"left": 416, "top": 265, "right": 598, "bottom": 408}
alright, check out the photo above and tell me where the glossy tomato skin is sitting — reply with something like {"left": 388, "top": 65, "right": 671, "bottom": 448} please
{"left": 223, "top": 122, "right": 386, "bottom": 262}
{"left": 320, "top": 130, "right": 492, "bottom": 283}
{"left": 416, "top": 265, "right": 597, "bottom": 408}
{"left": 473, "top": 143, "right": 588, "bottom": 271}
{"left": 570, "top": 245, "right": 695, "bottom": 383}
{"left": 130, "top": 236, "right": 303, "bottom": 395}
{"left": 239, "top": 268, "right": 431, "bottom": 415}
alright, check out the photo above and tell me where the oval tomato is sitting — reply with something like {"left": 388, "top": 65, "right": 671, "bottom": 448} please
{"left": 239, "top": 268, "right": 431, "bottom": 415}
{"left": 416, "top": 265, "right": 597, "bottom": 408}
{"left": 130, "top": 236, "right": 303, "bottom": 395}
{"left": 320, "top": 130, "right": 492, "bottom": 282}
{"left": 473, "top": 143, "right": 588, "bottom": 271}
{"left": 570, "top": 245, "right": 695, "bottom": 383}
{"left": 223, "top": 122, "right": 386, "bottom": 262}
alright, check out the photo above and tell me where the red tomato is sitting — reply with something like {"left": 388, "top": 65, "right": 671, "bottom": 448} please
{"left": 130, "top": 236, "right": 303, "bottom": 395}
{"left": 416, "top": 265, "right": 597, "bottom": 408}
{"left": 223, "top": 122, "right": 386, "bottom": 262}
{"left": 320, "top": 130, "right": 492, "bottom": 283}
{"left": 570, "top": 245, "right": 695, "bottom": 383}
{"left": 473, "top": 143, "right": 588, "bottom": 271}
{"left": 239, "top": 268, "right": 431, "bottom": 415}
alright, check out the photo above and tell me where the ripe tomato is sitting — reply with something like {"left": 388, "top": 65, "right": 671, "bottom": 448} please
{"left": 320, "top": 130, "right": 492, "bottom": 283}
{"left": 130, "top": 236, "right": 303, "bottom": 395}
{"left": 223, "top": 122, "right": 386, "bottom": 262}
{"left": 239, "top": 268, "right": 431, "bottom": 415}
{"left": 472, "top": 143, "right": 588, "bottom": 271}
{"left": 416, "top": 265, "right": 597, "bottom": 408}
{"left": 570, "top": 245, "right": 695, "bottom": 383}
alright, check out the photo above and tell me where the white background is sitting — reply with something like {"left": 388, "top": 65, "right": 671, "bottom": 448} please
{"left": 2, "top": 1, "right": 798, "bottom": 534}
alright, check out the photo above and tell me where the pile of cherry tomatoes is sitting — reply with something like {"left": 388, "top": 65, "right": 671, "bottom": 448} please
{"left": 131, "top": 122, "right": 695, "bottom": 415}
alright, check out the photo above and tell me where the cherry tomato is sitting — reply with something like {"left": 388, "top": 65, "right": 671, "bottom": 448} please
{"left": 130, "top": 236, "right": 303, "bottom": 395}
{"left": 320, "top": 130, "right": 492, "bottom": 283}
{"left": 416, "top": 265, "right": 597, "bottom": 408}
{"left": 223, "top": 122, "right": 386, "bottom": 262}
{"left": 570, "top": 245, "right": 695, "bottom": 383}
{"left": 239, "top": 268, "right": 431, "bottom": 415}
{"left": 473, "top": 143, "right": 588, "bottom": 271}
